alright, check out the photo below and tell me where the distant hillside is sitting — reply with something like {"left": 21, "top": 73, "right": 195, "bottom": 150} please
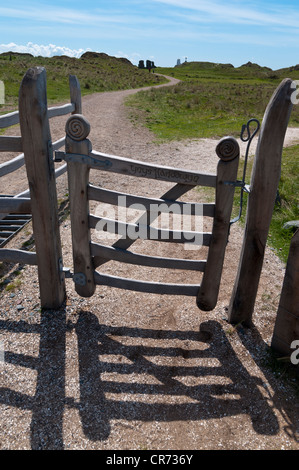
{"left": 0, "top": 51, "right": 167, "bottom": 111}
{"left": 160, "top": 60, "right": 299, "bottom": 81}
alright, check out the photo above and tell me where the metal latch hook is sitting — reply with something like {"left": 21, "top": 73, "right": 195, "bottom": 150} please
{"left": 230, "top": 118, "right": 260, "bottom": 225}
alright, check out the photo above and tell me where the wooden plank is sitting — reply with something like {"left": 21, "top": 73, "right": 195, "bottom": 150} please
{"left": 0, "top": 102, "right": 74, "bottom": 129}
{"left": 0, "top": 197, "right": 31, "bottom": 213}
{"left": 228, "top": 79, "right": 294, "bottom": 326}
{"left": 90, "top": 149, "right": 217, "bottom": 187}
{"left": 88, "top": 184, "right": 215, "bottom": 217}
{"left": 94, "top": 271, "right": 199, "bottom": 296}
{"left": 48, "top": 103, "right": 75, "bottom": 119}
{"left": 0, "top": 136, "right": 22, "bottom": 152}
{"left": 0, "top": 137, "right": 64, "bottom": 178}
{"left": 66, "top": 114, "right": 95, "bottom": 297}
{"left": 18, "top": 66, "right": 66, "bottom": 309}
{"left": 0, "top": 110, "right": 19, "bottom": 129}
{"left": 69, "top": 75, "right": 82, "bottom": 114}
{"left": 0, "top": 153, "right": 25, "bottom": 177}
{"left": 91, "top": 242, "right": 207, "bottom": 271}
{"left": 89, "top": 214, "right": 212, "bottom": 246}
{"left": 197, "top": 137, "right": 240, "bottom": 311}
{"left": 52, "top": 137, "right": 65, "bottom": 151}
{"left": 54, "top": 163, "right": 67, "bottom": 179}
{"left": 0, "top": 248, "right": 37, "bottom": 265}
{"left": 271, "top": 229, "right": 299, "bottom": 356}
{"left": 13, "top": 188, "right": 30, "bottom": 198}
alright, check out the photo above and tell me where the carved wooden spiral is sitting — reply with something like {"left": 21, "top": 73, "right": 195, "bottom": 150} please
{"left": 216, "top": 136, "right": 239, "bottom": 162}
{"left": 65, "top": 114, "right": 90, "bottom": 141}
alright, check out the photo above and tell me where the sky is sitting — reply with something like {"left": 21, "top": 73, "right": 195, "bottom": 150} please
{"left": 0, "top": 0, "right": 299, "bottom": 69}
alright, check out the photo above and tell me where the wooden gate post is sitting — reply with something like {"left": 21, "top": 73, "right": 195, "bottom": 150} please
{"left": 228, "top": 79, "right": 294, "bottom": 326}
{"left": 271, "top": 229, "right": 299, "bottom": 356}
{"left": 197, "top": 136, "right": 240, "bottom": 311}
{"left": 65, "top": 114, "right": 96, "bottom": 298}
{"left": 69, "top": 75, "right": 82, "bottom": 114}
{"left": 19, "top": 67, "right": 66, "bottom": 309}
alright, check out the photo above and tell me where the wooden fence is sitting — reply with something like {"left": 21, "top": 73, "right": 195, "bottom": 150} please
{"left": 0, "top": 67, "right": 298, "bottom": 359}
{"left": 0, "top": 67, "right": 81, "bottom": 308}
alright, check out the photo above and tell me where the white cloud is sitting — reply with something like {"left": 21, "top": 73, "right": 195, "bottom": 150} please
{"left": 0, "top": 42, "right": 89, "bottom": 58}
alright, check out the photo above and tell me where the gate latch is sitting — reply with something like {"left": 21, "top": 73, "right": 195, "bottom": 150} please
{"left": 229, "top": 118, "right": 260, "bottom": 225}
{"left": 54, "top": 151, "right": 112, "bottom": 169}
{"left": 58, "top": 262, "right": 86, "bottom": 286}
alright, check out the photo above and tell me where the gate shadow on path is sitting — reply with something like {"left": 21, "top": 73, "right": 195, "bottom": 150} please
{"left": 0, "top": 308, "right": 295, "bottom": 449}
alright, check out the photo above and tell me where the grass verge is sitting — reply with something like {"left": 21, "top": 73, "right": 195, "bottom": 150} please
{"left": 231, "top": 145, "right": 299, "bottom": 264}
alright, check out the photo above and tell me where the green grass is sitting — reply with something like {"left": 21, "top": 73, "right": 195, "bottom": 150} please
{"left": 232, "top": 146, "right": 299, "bottom": 264}
{"left": 0, "top": 51, "right": 168, "bottom": 112}
{"left": 126, "top": 61, "right": 299, "bottom": 141}
{"left": 126, "top": 80, "right": 278, "bottom": 140}
{"left": 270, "top": 145, "right": 299, "bottom": 262}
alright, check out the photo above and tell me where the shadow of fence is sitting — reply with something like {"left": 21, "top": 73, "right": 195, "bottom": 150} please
{"left": 1, "top": 309, "right": 295, "bottom": 449}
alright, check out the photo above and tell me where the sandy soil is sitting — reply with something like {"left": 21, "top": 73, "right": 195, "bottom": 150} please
{"left": 0, "top": 75, "right": 298, "bottom": 450}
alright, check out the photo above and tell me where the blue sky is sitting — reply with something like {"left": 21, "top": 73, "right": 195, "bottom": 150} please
{"left": 0, "top": 0, "right": 299, "bottom": 69}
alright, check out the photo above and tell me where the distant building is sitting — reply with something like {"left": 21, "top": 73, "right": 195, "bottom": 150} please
{"left": 176, "top": 59, "right": 181, "bottom": 66}
{"left": 138, "top": 60, "right": 155, "bottom": 71}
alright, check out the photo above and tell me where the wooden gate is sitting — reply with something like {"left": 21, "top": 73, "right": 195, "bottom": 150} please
{"left": 0, "top": 66, "right": 82, "bottom": 308}
{"left": 56, "top": 113, "right": 240, "bottom": 311}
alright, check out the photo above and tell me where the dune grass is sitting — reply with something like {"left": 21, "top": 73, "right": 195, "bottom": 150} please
{"left": 0, "top": 51, "right": 167, "bottom": 113}
{"left": 126, "top": 62, "right": 299, "bottom": 141}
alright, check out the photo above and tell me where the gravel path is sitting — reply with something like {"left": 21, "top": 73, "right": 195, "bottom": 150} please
{"left": 0, "top": 75, "right": 298, "bottom": 450}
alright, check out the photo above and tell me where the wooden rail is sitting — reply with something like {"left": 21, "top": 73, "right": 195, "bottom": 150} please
{"left": 0, "top": 197, "right": 31, "bottom": 213}
{"left": 0, "top": 137, "right": 66, "bottom": 177}
{"left": 0, "top": 248, "right": 37, "bottom": 265}
{"left": 88, "top": 184, "right": 215, "bottom": 217}
{"left": 88, "top": 214, "right": 212, "bottom": 245}
{"left": 89, "top": 149, "right": 217, "bottom": 187}
{"left": 0, "top": 101, "right": 75, "bottom": 128}
{"left": 0, "top": 110, "right": 19, "bottom": 128}
{"left": 91, "top": 242, "right": 207, "bottom": 271}
{"left": 93, "top": 271, "right": 199, "bottom": 296}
